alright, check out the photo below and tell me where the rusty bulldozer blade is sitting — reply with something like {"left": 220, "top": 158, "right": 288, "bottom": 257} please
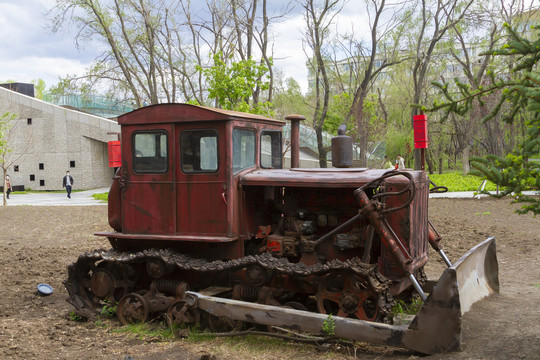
{"left": 185, "top": 237, "right": 499, "bottom": 355}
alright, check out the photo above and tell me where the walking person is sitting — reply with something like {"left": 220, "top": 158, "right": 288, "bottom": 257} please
{"left": 62, "top": 171, "right": 74, "bottom": 199}
{"left": 396, "top": 154, "right": 405, "bottom": 170}
{"left": 5, "top": 175, "right": 12, "bottom": 199}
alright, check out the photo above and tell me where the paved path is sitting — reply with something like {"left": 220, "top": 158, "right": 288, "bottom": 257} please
{"left": 3, "top": 188, "right": 538, "bottom": 206}
{"left": 429, "top": 190, "right": 539, "bottom": 198}
{"left": 4, "top": 187, "right": 110, "bottom": 206}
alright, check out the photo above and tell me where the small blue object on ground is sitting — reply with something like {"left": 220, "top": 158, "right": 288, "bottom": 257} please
{"left": 37, "top": 283, "right": 53, "bottom": 296}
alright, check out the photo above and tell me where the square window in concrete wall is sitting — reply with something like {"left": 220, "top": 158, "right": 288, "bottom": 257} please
{"left": 27, "top": 118, "right": 32, "bottom": 125}
{"left": 14, "top": 165, "right": 19, "bottom": 172}
{"left": 70, "top": 160, "right": 76, "bottom": 168}
{"left": 39, "top": 163, "right": 44, "bottom": 170}
{"left": 30, "top": 174, "right": 35, "bottom": 181}
{"left": 39, "top": 180, "right": 45, "bottom": 186}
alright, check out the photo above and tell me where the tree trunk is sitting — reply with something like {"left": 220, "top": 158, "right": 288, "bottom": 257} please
{"left": 426, "top": 151, "right": 434, "bottom": 175}
{"left": 462, "top": 145, "right": 471, "bottom": 175}
{"left": 316, "top": 126, "right": 327, "bottom": 168}
{"left": 2, "top": 166, "right": 6, "bottom": 206}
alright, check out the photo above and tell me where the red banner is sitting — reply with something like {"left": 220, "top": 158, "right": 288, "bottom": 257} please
{"left": 413, "top": 114, "right": 428, "bottom": 149}
{"left": 108, "top": 141, "right": 121, "bottom": 167}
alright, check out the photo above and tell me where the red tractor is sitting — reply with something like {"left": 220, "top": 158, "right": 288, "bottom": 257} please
{"left": 65, "top": 104, "right": 498, "bottom": 354}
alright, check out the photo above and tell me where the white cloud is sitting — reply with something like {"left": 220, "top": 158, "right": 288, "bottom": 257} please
{"left": 0, "top": 56, "right": 89, "bottom": 85}
{"left": 0, "top": 0, "right": 95, "bottom": 86}
{"left": 272, "top": 14, "right": 310, "bottom": 94}
{"left": 0, "top": 0, "right": 373, "bottom": 95}
{"left": 271, "top": 6, "right": 373, "bottom": 95}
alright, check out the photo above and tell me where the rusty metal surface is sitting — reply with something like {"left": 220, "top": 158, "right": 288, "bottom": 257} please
{"left": 187, "top": 290, "right": 405, "bottom": 348}
{"left": 118, "top": 103, "right": 285, "bottom": 126}
{"left": 185, "top": 282, "right": 457, "bottom": 355}
{"left": 331, "top": 134, "right": 353, "bottom": 168}
{"left": 95, "top": 231, "right": 239, "bottom": 243}
{"left": 64, "top": 248, "right": 391, "bottom": 320}
{"left": 285, "top": 114, "right": 305, "bottom": 168}
{"left": 452, "top": 237, "right": 499, "bottom": 314}
{"left": 241, "top": 168, "right": 411, "bottom": 188}
{"left": 182, "top": 238, "right": 498, "bottom": 355}
{"left": 66, "top": 103, "right": 500, "bottom": 355}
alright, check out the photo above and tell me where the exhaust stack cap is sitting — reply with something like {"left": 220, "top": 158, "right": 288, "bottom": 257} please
{"left": 332, "top": 124, "right": 353, "bottom": 168}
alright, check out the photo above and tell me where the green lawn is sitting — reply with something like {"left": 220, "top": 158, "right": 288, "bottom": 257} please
{"left": 92, "top": 192, "right": 109, "bottom": 201}
{"left": 428, "top": 172, "right": 497, "bottom": 192}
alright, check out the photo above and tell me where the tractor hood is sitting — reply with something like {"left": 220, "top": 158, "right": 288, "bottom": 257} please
{"left": 240, "top": 168, "right": 426, "bottom": 188}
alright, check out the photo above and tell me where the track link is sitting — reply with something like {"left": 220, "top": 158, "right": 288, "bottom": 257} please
{"left": 64, "top": 248, "right": 392, "bottom": 321}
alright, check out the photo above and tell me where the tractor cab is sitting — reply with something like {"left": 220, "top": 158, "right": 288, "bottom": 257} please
{"left": 103, "top": 103, "right": 284, "bottom": 257}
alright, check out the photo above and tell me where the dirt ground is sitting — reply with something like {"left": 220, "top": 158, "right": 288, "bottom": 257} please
{"left": 0, "top": 198, "right": 538, "bottom": 360}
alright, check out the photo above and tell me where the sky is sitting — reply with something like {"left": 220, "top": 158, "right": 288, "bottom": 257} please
{"left": 0, "top": 0, "right": 367, "bottom": 95}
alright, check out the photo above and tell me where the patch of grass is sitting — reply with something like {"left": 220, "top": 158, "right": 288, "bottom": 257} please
{"left": 69, "top": 311, "right": 85, "bottom": 322}
{"left": 321, "top": 314, "right": 335, "bottom": 336}
{"left": 475, "top": 211, "right": 492, "bottom": 215}
{"left": 186, "top": 331, "right": 216, "bottom": 342}
{"left": 92, "top": 192, "right": 108, "bottom": 201}
{"left": 114, "top": 322, "right": 178, "bottom": 340}
{"left": 220, "top": 334, "right": 294, "bottom": 354}
{"left": 391, "top": 298, "right": 424, "bottom": 317}
{"left": 100, "top": 301, "right": 117, "bottom": 318}
{"left": 225, "top": 334, "right": 285, "bottom": 347}
{"left": 95, "top": 320, "right": 107, "bottom": 328}
{"left": 428, "top": 172, "right": 498, "bottom": 192}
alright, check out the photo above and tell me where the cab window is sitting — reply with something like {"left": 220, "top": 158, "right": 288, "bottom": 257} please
{"left": 261, "top": 130, "right": 282, "bottom": 169}
{"left": 133, "top": 131, "right": 168, "bottom": 173}
{"left": 233, "top": 128, "right": 255, "bottom": 173}
{"left": 181, "top": 130, "right": 218, "bottom": 173}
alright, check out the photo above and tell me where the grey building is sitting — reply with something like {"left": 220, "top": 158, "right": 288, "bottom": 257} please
{"left": 0, "top": 85, "right": 120, "bottom": 191}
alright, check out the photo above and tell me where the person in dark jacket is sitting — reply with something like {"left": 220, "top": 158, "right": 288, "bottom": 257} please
{"left": 5, "top": 175, "right": 12, "bottom": 199}
{"left": 62, "top": 171, "right": 74, "bottom": 198}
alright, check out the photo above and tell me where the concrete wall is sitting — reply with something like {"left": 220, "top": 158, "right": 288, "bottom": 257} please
{"left": 0, "top": 87, "right": 120, "bottom": 190}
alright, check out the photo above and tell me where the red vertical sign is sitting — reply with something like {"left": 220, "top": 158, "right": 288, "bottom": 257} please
{"left": 108, "top": 141, "right": 121, "bottom": 167}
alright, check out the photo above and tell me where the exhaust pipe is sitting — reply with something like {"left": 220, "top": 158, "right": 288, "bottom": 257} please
{"left": 285, "top": 114, "right": 305, "bottom": 168}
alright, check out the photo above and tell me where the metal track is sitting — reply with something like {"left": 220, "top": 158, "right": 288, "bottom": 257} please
{"left": 64, "top": 248, "right": 392, "bottom": 320}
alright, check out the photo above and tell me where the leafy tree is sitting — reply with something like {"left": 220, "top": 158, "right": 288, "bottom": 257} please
{"left": 345, "top": 0, "right": 410, "bottom": 167}
{"left": 408, "top": 0, "right": 475, "bottom": 170}
{"left": 273, "top": 77, "right": 312, "bottom": 120}
{"left": 31, "top": 79, "right": 47, "bottom": 100}
{"left": 385, "top": 125, "right": 413, "bottom": 168}
{"left": 197, "top": 52, "right": 273, "bottom": 115}
{"left": 47, "top": 74, "right": 94, "bottom": 103}
{"left": 324, "top": 93, "right": 353, "bottom": 135}
{"left": 49, "top": 0, "right": 287, "bottom": 107}
{"left": 302, "top": 0, "right": 342, "bottom": 168}
{"left": 430, "top": 24, "right": 540, "bottom": 215}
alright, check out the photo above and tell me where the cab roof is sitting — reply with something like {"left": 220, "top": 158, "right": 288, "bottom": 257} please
{"left": 118, "top": 103, "right": 285, "bottom": 127}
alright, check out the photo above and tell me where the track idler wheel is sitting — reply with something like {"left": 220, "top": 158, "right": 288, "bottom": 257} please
{"left": 166, "top": 300, "right": 200, "bottom": 328}
{"left": 117, "top": 293, "right": 150, "bottom": 325}
{"left": 316, "top": 271, "right": 384, "bottom": 321}
{"left": 89, "top": 261, "right": 134, "bottom": 304}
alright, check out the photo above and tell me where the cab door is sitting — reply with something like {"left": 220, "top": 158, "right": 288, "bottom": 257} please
{"left": 176, "top": 124, "right": 228, "bottom": 236}
{"left": 122, "top": 125, "right": 176, "bottom": 235}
